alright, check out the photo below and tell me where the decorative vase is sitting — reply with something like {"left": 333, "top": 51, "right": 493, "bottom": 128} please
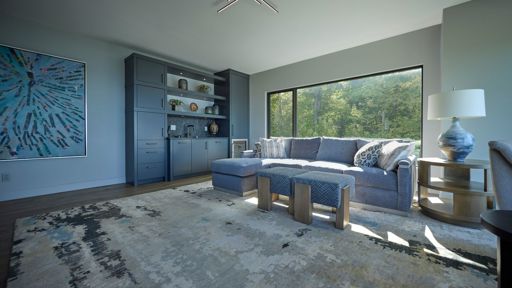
{"left": 208, "top": 120, "right": 219, "bottom": 135}
{"left": 437, "top": 117, "right": 474, "bottom": 162}
{"left": 171, "top": 104, "right": 176, "bottom": 111}
{"left": 205, "top": 106, "right": 213, "bottom": 114}
{"left": 212, "top": 104, "right": 219, "bottom": 115}
{"left": 178, "top": 78, "right": 188, "bottom": 90}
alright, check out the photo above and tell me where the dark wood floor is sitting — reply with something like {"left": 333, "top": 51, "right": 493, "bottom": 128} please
{"left": 0, "top": 175, "right": 211, "bottom": 288}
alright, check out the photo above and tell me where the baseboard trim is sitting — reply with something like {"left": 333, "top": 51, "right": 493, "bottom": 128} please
{"left": 0, "top": 177, "right": 126, "bottom": 202}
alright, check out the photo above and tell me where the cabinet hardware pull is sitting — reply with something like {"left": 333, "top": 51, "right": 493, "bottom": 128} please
{"left": 161, "top": 74, "right": 164, "bottom": 84}
{"left": 147, "top": 142, "right": 157, "bottom": 145}
{"left": 231, "top": 124, "right": 234, "bottom": 136}
{"left": 162, "top": 128, "right": 164, "bottom": 137}
{"left": 146, "top": 151, "right": 157, "bottom": 154}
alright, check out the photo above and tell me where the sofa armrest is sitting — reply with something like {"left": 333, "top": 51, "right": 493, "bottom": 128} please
{"left": 241, "top": 150, "right": 257, "bottom": 158}
{"left": 396, "top": 154, "right": 417, "bottom": 212}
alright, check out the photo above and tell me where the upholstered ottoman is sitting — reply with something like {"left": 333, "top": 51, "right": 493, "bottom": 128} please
{"left": 257, "top": 167, "right": 307, "bottom": 213}
{"left": 211, "top": 158, "right": 262, "bottom": 196}
{"left": 292, "top": 171, "right": 355, "bottom": 229}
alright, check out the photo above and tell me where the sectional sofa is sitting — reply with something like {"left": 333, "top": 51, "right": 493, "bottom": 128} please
{"left": 213, "top": 137, "right": 417, "bottom": 213}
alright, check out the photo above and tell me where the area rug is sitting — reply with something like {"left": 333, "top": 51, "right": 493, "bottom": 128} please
{"left": 7, "top": 181, "right": 497, "bottom": 288}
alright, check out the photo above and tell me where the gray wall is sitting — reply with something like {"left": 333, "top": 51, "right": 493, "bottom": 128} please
{"left": 0, "top": 15, "right": 131, "bottom": 200}
{"left": 441, "top": 0, "right": 512, "bottom": 160}
{"left": 249, "top": 26, "right": 443, "bottom": 159}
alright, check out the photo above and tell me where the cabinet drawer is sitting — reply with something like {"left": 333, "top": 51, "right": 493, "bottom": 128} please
{"left": 138, "top": 140, "right": 165, "bottom": 149}
{"left": 138, "top": 162, "right": 165, "bottom": 180}
{"left": 138, "top": 148, "right": 165, "bottom": 163}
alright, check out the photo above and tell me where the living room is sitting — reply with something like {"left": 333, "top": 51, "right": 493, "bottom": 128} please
{"left": 0, "top": 0, "right": 511, "bottom": 287}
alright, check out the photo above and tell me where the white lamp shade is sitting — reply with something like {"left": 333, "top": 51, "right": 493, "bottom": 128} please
{"left": 427, "top": 89, "right": 486, "bottom": 120}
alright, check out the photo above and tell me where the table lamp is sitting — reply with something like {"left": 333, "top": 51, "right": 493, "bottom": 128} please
{"left": 427, "top": 89, "right": 486, "bottom": 162}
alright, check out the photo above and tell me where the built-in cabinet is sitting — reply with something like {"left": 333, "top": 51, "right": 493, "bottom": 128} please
{"left": 126, "top": 53, "right": 247, "bottom": 185}
{"left": 170, "top": 138, "right": 228, "bottom": 179}
{"left": 215, "top": 70, "right": 250, "bottom": 142}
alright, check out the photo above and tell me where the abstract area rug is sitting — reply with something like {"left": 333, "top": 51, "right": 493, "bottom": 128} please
{"left": 8, "top": 182, "right": 497, "bottom": 288}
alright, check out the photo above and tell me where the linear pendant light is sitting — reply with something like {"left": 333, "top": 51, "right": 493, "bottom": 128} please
{"left": 217, "top": 0, "right": 240, "bottom": 14}
{"left": 218, "top": 0, "right": 278, "bottom": 14}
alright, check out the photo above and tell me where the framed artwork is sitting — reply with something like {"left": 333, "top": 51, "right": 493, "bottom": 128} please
{"left": 0, "top": 44, "right": 87, "bottom": 161}
{"left": 231, "top": 139, "right": 248, "bottom": 158}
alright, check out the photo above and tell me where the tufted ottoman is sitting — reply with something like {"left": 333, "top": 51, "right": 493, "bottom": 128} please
{"left": 211, "top": 158, "right": 262, "bottom": 196}
{"left": 292, "top": 171, "right": 355, "bottom": 229}
{"left": 257, "top": 167, "right": 307, "bottom": 213}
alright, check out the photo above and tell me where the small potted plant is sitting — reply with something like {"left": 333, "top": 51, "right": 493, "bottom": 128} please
{"left": 169, "top": 99, "right": 183, "bottom": 111}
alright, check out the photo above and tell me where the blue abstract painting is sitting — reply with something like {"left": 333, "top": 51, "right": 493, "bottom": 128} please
{"left": 0, "top": 45, "right": 86, "bottom": 160}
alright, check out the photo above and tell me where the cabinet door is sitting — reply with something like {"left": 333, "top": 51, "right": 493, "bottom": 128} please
{"left": 207, "top": 138, "right": 228, "bottom": 169}
{"left": 229, "top": 73, "right": 249, "bottom": 139}
{"left": 136, "top": 58, "right": 165, "bottom": 86}
{"left": 137, "top": 112, "right": 165, "bottom": 140}
{"left": 191, "top": 140, "right": 208, "bottom": 173}
{"left": 136, "top": 85, "right": 165, "bottom": 110}
{"left": 172, "top": 140, "right": 191, "bottom": 177}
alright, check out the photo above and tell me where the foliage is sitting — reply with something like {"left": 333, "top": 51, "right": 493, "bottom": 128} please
{"left": 169, "top": 99, "right": 183, "bottom": 106}
{"left": 269, "top": 68, "right": 422, "bottom": 144}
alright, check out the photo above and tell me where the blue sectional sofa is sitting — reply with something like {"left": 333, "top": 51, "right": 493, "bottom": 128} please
{"left": 213, "top": 137, "right": 417, "bottom": 213}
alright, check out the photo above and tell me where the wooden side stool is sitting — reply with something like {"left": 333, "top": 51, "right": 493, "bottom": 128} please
{"left": 257, "top": 167, "right": 307, "bottom": 214}
{"left": 292, "top": 171, "right": 354, "bottom": 229}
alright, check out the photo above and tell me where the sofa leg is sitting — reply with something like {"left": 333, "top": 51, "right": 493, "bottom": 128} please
{"left": 258, "top": 176, "right": 272, "bottom": 211}
{"left": 335, "top": 185, "right": 350, "bottom": 229}
{"left": 294, "top": 183, "right": 312, "bottom": 225}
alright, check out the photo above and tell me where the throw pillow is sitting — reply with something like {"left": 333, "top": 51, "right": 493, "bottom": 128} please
{"left": 316, "top": 137, "right": 357, "bottom": 164}
{"left": 354, "top": 141, "right": 383, "bottom": 167}
{"left": 385, "top": 142, "right": 415, "bottom": 171}
{"left": 378, "top": 141, "right": 411, "bottom": 171}
{"left": 259, "top": 138, "right": 286, "bottom": 158}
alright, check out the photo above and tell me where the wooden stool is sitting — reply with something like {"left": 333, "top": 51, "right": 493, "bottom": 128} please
{"left": 257, "top": 167, "right": 307, "bottom": 214}
{"left": 292, "top": 171, "right": 354, "bottom": 229}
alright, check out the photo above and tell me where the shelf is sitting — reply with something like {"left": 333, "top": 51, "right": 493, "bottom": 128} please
{"left": 167, "top": 110, "right": 227, "bottom": 119}
{"left": 167, "top": 86, "right": 226, "bottom": 102}
{"left": 418, "top": 157, "right": 489, "bottom": 169}
{"left": 420, "top": 177, "right": 488, "bottom": 195}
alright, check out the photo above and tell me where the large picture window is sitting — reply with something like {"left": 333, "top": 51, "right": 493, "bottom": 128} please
{"left": 267, "top": 66, "right": 422, "bottom": 153}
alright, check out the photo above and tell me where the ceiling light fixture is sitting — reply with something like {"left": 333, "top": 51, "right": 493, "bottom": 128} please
{"left": 217, "top": 0, "right": 278, "bottom": 14}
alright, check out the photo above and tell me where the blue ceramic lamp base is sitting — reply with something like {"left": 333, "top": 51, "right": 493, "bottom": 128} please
{"left": 438, "top": 117, "right": 474, "bottom": 162}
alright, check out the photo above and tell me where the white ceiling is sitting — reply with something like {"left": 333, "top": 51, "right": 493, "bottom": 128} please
{"left": 2, "top": 0, "right": 469, "bottom": 74}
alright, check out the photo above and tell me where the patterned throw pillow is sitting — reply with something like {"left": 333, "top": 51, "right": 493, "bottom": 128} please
{"left": 259, "top": 138, "right": 286, "bottom": 158}
{"left": 354, "top": 141, "right": 383, "bottom": 167}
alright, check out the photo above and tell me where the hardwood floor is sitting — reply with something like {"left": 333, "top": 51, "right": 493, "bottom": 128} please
{"left": 0, "top": 175, "right": 211, "bottom": 288}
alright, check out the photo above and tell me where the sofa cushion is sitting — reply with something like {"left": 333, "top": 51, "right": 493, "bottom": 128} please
{"left": 303, "top": 161, "right": 350, "bottom": 174}
{"left": 316, "top": 137, "right": 357, "bottom": 164}
{"left": 211, "top": 158, "right": 262, "bottom": 177}
{"left": 354, "top": 141, "right": 383, "bottom": 167}
{"left": 290, "top": 137, "right": 321, "bottom": 160}
{"left": 261, "top": 158, "right": 311, "bottom": 169}
{"left": 357, "top": 139, "right": 370, "bottom": 150}
{"left": 343, "top": 166, "right": 397, "bottom": 190}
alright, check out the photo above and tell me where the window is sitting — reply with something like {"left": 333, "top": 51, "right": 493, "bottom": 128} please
{"left": 267, "top": 91, "right": 294, "bottom": 137}
{"left": 267, "top": 67, "right": 422, "bottom": 154}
